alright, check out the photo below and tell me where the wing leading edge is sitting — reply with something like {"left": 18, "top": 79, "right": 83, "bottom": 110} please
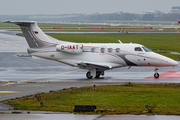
{"left": 77, "top": 62, "right": 124, "bottom": 70}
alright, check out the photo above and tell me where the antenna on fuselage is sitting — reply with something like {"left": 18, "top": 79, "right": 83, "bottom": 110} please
{"left": 81, "top": 43, "right": 83, "bottom": 49}
{"left": 118, "top": 40, "right": 123, "bottom": 44}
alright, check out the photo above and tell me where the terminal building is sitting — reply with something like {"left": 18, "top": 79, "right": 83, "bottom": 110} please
{"left": 172, "top": 6, "right": 180, "bottom": 10}
{"left": 170, "top": 6, "right": 180, "bottom": 14}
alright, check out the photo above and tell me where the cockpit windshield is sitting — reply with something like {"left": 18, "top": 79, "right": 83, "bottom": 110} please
{"left": 142, "top": 46, "right": 152, "bottom": 52}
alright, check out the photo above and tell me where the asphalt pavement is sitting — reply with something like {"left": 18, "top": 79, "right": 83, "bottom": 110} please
{"left": 0, "top": 32, "right": 180, "bottom": 120}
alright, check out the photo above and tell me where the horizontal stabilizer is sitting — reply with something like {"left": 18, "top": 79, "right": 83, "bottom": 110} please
{"left": 31, "top": 56, "right": 45, "bottom": 60}
{"left": 4, "top": 21, "right": 35, "bottom": 25}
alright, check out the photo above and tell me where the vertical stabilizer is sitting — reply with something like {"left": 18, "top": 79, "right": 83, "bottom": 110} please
{"left": 4, "top": 21, "right": 56, "bottom": 48}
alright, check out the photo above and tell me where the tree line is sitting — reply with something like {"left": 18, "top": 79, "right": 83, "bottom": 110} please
{"left": 0, "top": 13, "right": 179, "bottom": 21}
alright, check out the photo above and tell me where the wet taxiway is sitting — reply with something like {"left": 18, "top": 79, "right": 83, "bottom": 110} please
{"left": 1, "top": 114, "right": 180, "bottom": 120}
{"left": 1, "top": 32, "right": 180, "bottom": 100}
{"left": 1, "top": 32, "right": 180, "bottom": 120}
{"left": 0, "top": 114, "right": 101, "bottom": 120}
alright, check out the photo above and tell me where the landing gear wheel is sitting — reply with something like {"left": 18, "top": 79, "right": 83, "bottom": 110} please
{"left": 95, "top": 71, "right": 101, "bottom": 78}
{"left": 86, "top": 71, "right": 93, "bottom": 79}
{"left": 95, "top": 74, "right": 100, "bottom": 78}
{"left": 154, "top": 73, "right": 159, "bottom": 78}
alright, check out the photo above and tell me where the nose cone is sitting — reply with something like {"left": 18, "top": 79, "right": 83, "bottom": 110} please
{"left": 157, "top": 53, "right": 178, "bottom": 67}
{"left": 150, "top": 52, "right": 178, "bottom": 67}
{"left": 168, "top": 59, "right": 178, "bottom": 66}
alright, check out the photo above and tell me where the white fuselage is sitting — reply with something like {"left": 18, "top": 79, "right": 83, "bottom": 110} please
{"left": 30, "top": 43, "right": 178, "bottom": 69}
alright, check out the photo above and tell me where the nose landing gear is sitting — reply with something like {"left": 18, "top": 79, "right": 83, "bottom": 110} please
{"left": 154, "top": 68, "right": 159, "bottom": 78}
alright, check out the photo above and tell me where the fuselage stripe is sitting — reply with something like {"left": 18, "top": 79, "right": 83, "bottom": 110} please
{"left": 106, "top": 53, "right": 121, "bottom": 59}
{"left": 84, "top": 46, "right": 99, "bottom": 48}
{"left": 149, "top": 56, "right": 168, "bottom": 63}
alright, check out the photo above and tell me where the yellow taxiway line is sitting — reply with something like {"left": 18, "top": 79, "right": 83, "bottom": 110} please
{"left": 0, "top": 91, "right": 20, "bottom": 93}
{"left": 0, "top": 79, "right": 9, "bottom": 82}
{"left": 2, "top": 69, "right": 84, "bottom": 86}
{"left": 0, "top": 79, "right": 18, "bottom": 86}
{"left": 18, "top": 69, "right": 84, "bottom": 83}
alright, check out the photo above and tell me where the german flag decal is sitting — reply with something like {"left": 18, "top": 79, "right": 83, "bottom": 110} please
{"left": 34, "top": 31, "right": 38, "bottom": 34}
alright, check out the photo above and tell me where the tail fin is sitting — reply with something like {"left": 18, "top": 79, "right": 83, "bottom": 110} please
{"left": 4, "top": 21, "right": 56, "bottom": 48}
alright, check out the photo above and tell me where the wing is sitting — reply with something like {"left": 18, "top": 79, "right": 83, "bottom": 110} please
{"left": 57, "top": 59, "right": 124, "bottom": 70}
{"left": 77, "top": 62, "right": 123, "bottom": 70}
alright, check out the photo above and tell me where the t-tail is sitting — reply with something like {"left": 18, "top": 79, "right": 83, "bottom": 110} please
{"left": 4, "top": 21, "right": 56, "bottom": 48}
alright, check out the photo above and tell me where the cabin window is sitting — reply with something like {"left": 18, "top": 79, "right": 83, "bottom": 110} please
{"left": 91, "top": 48, "right": 95, "bottom": 53}
{"left": 135, "top": 47, "right": 143, "bottom": 52}
{"left": 108, "top": 48, "right": 112, "bottom": 53}
{"left": 116, "top": 48, "right": 120, "bottom": 53}
{"left": 142, "top": 46, "right": 152, "bottom": 52}
{"left": 100, "top": 48, "right": 105, "bottom": 53}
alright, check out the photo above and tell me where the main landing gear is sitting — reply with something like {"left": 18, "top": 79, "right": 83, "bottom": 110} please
{"left": 86, "top": 70, "right": 104, "bottom": 79}
{"left": 154, "top": 68, "right": 159, "bottom": 78}
{"left": 86, "top": 71, "right": 93, "bottom": 79}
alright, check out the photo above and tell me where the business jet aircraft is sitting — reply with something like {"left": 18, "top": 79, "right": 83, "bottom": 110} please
{"left": 5, "top": 21, "right": 178, "bottom": 79}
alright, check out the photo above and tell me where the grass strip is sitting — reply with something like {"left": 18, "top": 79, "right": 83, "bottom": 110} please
{"left": 4, "top": 84, "right": 180, "bottom": 115}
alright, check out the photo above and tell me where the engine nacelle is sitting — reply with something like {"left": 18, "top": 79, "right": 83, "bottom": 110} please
{"left": 56, "top": 44, "right": 83, "bottom": 54}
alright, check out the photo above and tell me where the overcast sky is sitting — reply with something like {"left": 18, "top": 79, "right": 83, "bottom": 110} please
{"left": 0, "top": 0, "right": 180, "bottom": 15}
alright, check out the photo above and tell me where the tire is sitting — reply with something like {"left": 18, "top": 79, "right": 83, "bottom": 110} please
{"left": 95, "top": 74, "right": 100, "bottom": 78}
{"left": 95, "top": 71, "right": 102, "bottom": 78}
{"left": 95, "top": 72, "right": 100, "bottom": 78}
{"left": 154, "top": 73, "right": 159, "bottom": 78}
{"left": 86, "top": 71, "right": 93, "bottom": 79}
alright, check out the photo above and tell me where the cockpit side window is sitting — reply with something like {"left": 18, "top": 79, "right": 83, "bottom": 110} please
{"left": 135, "top": 47, "right": 143, "bottom": 52}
